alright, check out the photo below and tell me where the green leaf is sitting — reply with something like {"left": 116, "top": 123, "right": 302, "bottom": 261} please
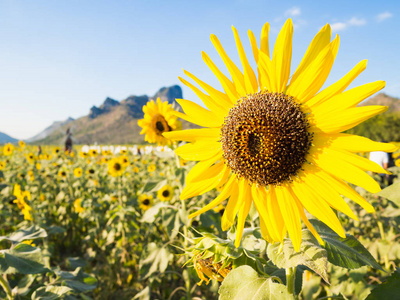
{"left": 219, "top": 265, "right": 292, "bottom": 300}
{"left": 140, "top": 179, "right": 167, "bottom": 194}
{"left": 56, "top": 268, "right": 98, "bottom": 293}
{"left": 1, "top": 243, "right": 48, "bottom": 274}
{"left": 377, "top": 181, "right": 400, "bottom": 207}
{"left": 0, "top": 225, "right": 47, "bottom": 243}
{"left": 139, "top": 243, "right": 173, "bottom": 279}
{"left": 140, "top": 202, "right": 166, "bottom": 223}
{"left": 267, "top": 230, "right": 328, "bottom": 283}
{"left": 366, "top": 269, "right": 400, "bottom": 300}
{"left": 31, "top": 285, "right": 73, "bottom": 300}
{"left": 310, "top": 219, "right": 382, "bottom": 270}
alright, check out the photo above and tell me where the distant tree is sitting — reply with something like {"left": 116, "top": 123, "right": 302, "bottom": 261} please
{"left": 346, "top": 112, "right": 400, "bottom": 142}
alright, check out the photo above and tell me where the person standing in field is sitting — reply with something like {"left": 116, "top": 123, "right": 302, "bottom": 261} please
{"left": 65, "top": 128, "right": 73, "bottom": 153}
{"left": 369, "top": 150, "right": 390, "bottom": 186}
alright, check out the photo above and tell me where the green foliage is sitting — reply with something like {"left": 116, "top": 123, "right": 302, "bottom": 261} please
{"left": 346, "top": 112, "right": 400, "bottom": 141}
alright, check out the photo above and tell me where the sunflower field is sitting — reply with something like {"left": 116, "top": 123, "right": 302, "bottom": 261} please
{"left": 0, "top": 142, "right": 399, "bottom": 300}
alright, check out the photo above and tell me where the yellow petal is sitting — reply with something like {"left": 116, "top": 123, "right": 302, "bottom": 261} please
{"left": 291, "top": 178, "right": 346, "bottom": 238}
{"left": 251, "top": 185, "right": 275, "bottom": 243}
{"left": 314, "top": 133, "right": 398, "bottom": 153}
{"left": 275, "top": 184, "right": 302, "bottom": 251}
{"left": 307, "top": 60, "right": 367, "bottom": 107}
{"left": 272, "top": 18, "right": 293, "bottom": 93}
{"left": 180, "top": 163, "right": 229, "bottom": 199}
{"left": 202, "top": 51, "right": 240, "bottom": 102}
{"left": 232, "top": 26, "right": 258, "bottom": 94}
{"left": 178, "top": 76, "right": 228, "bottom": 118}
{"left": 185, "top": 154, "right": 222, "bottom": 183}
{"left": 235, "top": 189, "right": 252, "bottom": 247}
{"left": 314, "top": 170, "right": 375, "bottom": 213}
{"left": 311, "top": 81, "right": 386, "bottom": 116}
{"left": 287, "top": 35, "right": 339, "bottom": 103}
{"left": 260, "top": 22, "right": 270, "bottom": 57}
{"left": 163, "top": 128, "right": 220, "bottom": 142}
{"left": 310, "top": 149, "right": 381, "bottom": 193}
{"left": 210, "top": 33, "right": 246, "bottom": 96}
{"left": 265, "top": 186, "right": 286, "bottom": 242}
{"left": 174, "top": 99, "right": 222, "bottom": 128}
{"left": 175, "top": 141, "right": 221, "bottom": 161}
{"left": 310, "top": 106, "right": 388, "bottom": 134}
{"left": 290, "top": 23, "right": 332, "bottom": 85}
{"left": 188, "top": 175, "right": 236, "bottom": 219}
{"left": 221, "top": 180, "right": 241, "bottom": 231}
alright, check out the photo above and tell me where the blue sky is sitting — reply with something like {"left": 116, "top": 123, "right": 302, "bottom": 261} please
{"left": 1, "top": 0, "right": 399, "bottom": 139}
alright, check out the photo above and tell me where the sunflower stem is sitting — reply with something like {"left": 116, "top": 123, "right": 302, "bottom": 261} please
{"left": 286, "top": 267, "right": 297, "bottom": 299}
{"left": 0, "top": 274, "right": 13, "bottom": 300}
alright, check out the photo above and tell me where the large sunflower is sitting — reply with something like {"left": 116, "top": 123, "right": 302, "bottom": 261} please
{"left": 164, "top": 19, "right": 397, "bottom": 251}
{"left": 138, "top": 98, "right": 182, "bottom": 146}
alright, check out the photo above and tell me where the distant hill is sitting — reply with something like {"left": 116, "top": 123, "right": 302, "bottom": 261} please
{"left": 359, "top": 92, "right": 400, "bottom": 112}
{"left": 32, "top": 85, "right": 198, "bottom": 145}
{"left": 27, "top": 117, "right": 75, "bottom": 142}
{"left": 347, "top": 93, "right": 400, "bottom": 141}
{"left": 0, "top": 132, "right": 18, "bottom": 144}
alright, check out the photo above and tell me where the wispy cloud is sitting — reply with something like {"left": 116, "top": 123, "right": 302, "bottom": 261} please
{"left": 376, "top": 12, "right": 393, "bottom": 22}
{"left": 331, "top": 17, "right": 367, "bottom": 32}
{"left": 285, "top": 7, "right": 301, "bottom": 17}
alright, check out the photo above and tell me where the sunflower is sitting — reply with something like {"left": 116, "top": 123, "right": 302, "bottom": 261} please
{"left": 3, "top": 143, "right": 14, "bottom": 156}
{"left": 86, "top": 168, "right": 95, "bottom": 175}
{"left": 74, "top": 167, "right": 83, "bottom": 178}
{"left": 79, "top": 151, "right": 88, "bottom": 158}
{"left": 13, "top": 184, "right": 33, "bottom": 221}
{"left": 0, "top": 161, "right": 5, "bottom": 170}
{"left": 138, "top": 194, "right": 153, "bottom": 210}
{"left": 138, "top": 98, "right": 182, "bottom": 146}
{"left": 108, "top": 158, "right": 125, "bottom": 177}
{"left": 147, "top": 163, "right": 156, "bottom": 173}
{"left": 133, "top": 166, "right": 139, "bottom": 173}
{"left": 74, "top": 198, "right": 84, "bottom": 213}
{"left": 89, "top": 149, "right": 98, "bottom": 157}
{"left": 36, "top": 163, "right": 41, "bottom": 170}
{"left": 395, "top": 159, "right": 400, "bottom": 167}
{"left": 18, "top": 140, "right": 26, "bottom": 148}
{"left": 53, "top": 147, "right": 61, "bottom": 155}
{"left": 58, "top": 169, "right": 67, "bottom": 178}
{"left": 119, "top": 155, "right": 130, "bottom": 167}
{"left": 163, "top": 19, "right": 397, "bottom": 251}
{"left": 157, "top": 185, "right": 174, "bottom": 202}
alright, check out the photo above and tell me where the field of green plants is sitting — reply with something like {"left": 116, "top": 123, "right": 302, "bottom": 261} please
{"left": 1, "top": 143, "right": 400, "bottom": 299}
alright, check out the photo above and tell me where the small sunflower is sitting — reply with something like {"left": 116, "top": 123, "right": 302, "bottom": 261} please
{"left": 53, "top": 147, "right": 61, "bottom": 155}
{"left": 164, "top": 19, "right": 397, "bottom": 250}
{"left": 157, "top": 185, "right": 174, "bottom": 202}
{"left": 119, "top": 155, "right": 130, "bottom": 167}
{"left": 0, "top": 161, "right": 5, "bottom": 170}
{"left": 35, "top": 163, "right": 41, "bottom": 170}
{"left": 74, "top": 167, "right": 83, "bottom": 178}
{"left": 108, "top": 158, "right": 125, "bottom": 177}
{"left": 79, "top": 151, "right": 88, "bottom": 158}
{"left": 395, "top": 159, "right": 400, "bottom": 167}
{"left": 139, "top": 194, "right": 153, "bottom": 210}
{"left": 133, "top": 166, "right": 139, "bottom": 173}
{"left": 58, "top": 169, "right": 67, "bottom": 178}
{"left": 74, "top": 198, "right": 84, "bottom": 213}
{"left": 138, "top": 98, "right": 182, "bottom": 146}
{"left": 18, "top": 140, "right": 26, "bottom": 148}
{"left": 89, "top": 149, "right": 98, "bottom": 157}
{"left": 86, "top": 168, "right": 95, "bottom": 175}
{"left": 3, "top": 143, "right": 14, "bottom": 156}
{"left": 147, "top": 163, "right": 156, "bottom": 173}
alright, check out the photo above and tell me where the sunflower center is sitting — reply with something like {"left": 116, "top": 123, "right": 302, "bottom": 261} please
{"left": 114, "top": 163, "right": 122, "bottom": 171}
{"left": 220, "top": 91, "right": 313, "bottom": 186}
{"left": 162, "top": 190, "right": 170, "bottom": 197}
{"left": 143, "top": 199, "right": 150, "bottom": 205}
{"left": 152, "top": 114, "right": 172, "bottom": 135}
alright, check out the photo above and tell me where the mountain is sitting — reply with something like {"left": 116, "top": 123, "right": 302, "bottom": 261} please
{"left": 0, "top": 132, "right": 18, "bottom": 144}
{"left": 360, "top": 92, "right": 400, "bottom": 112}
{"left": 31, "top": 85, "right": 196, "bottom": 145}
{"left": 27, "top": 117, "right": 75, "bottom": 142}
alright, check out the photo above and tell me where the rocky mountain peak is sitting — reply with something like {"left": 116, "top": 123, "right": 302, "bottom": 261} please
{"left": 152, "top": 85, "right": 182, "bottom": 103}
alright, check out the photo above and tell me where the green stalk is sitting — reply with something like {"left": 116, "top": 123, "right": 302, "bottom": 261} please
{"left": 286, "top": 267, "right": 297, "bottom": 299}
{"left": 0, "top": 274, "right": 13, "bottom": 300}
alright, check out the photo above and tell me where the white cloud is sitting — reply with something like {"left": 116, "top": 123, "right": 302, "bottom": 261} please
{"left": 331, "top": 17, "right": 367, "bottom": 32}
{"left": 331, "top": 22, "right": 348, "bottom": 32}
{"left": 285, "top": 7, "right": 301, "bottom": 17}
{"left": 348, "top": 17, "right": 366, "bottom": 26}
{"left": 376, "top": 12, "right": 393, "bottom": 22}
